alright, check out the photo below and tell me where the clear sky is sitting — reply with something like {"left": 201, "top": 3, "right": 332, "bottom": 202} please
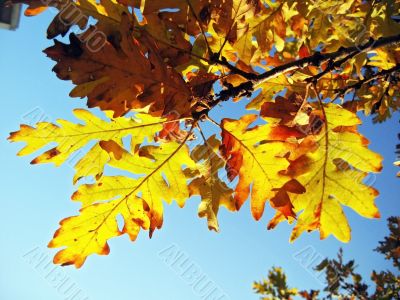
{"left": 1, "top": 10, "right": 399, "bottom": 300}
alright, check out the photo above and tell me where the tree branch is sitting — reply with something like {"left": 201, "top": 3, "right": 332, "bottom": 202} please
{"left": 213, "top": 34, "right": 400, "bottom": 83}
{"left": 195, "top": 34, "right": 400, "bottom": 119}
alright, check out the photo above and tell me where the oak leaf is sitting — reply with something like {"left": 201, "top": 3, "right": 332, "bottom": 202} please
{"left": 49, "top": 136, "right": 197, "bottom": 267}
{"left": 8, "top": 109, "right": 165, "bottom": 166}
{"left": 188, "top": 135, "right": 235, "bottom": 231}
{"left": 44, "top": 14, "right": 192, "bottom": 117}
{"left": 220, "top": 114, "right": 302, "bottom": 220}
{"left": 270, "top": 104, "right": 382, "bottom": 242}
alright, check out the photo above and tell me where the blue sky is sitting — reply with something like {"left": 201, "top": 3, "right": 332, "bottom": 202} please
{"left": 1, "top": 11, "right": 399, "bottom": 300}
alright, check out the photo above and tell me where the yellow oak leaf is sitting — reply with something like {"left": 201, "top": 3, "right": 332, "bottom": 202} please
{"left": 134, "top": 0, "right": 223, "bottom": 36}
{"left": 73, "top": 143, "right": 110, "bottom": 184}
{"left": 48, "top": 193, "right": 150, "bottom": 268}
{"left": 188, "top": 135, "right": 235, "bottom": 231}
{"left": 8, "top": 109, "right": 165, "bottom": 166}
{"left": 48, "top": 136, "right": 197, "bottom": 267}
{"left": 275, "top": 104, "right": 382, "bottom": 242}
{"left": 246, "top": 73, "right": 307, "bottom": 110}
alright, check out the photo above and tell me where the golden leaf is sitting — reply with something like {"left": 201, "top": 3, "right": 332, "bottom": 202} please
{"left": 8, "top": 109, "right": 165, "bottom": 166}
{"left": 273, "top": 104, "right": 382, "bottom": 242}
{"left": 220, "top": 114, "right": 298, "bottom": 220}
{"left": 188, "top": 135, "right": 235, "bottom": 231}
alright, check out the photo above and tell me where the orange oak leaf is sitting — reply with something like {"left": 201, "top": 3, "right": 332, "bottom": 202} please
{"left": 220, "top": 114, "right": 301, "bottom": 220}
{"left": 44, "top": 14, "right": 192, "bottom": 117}
{"left": 260, "top": 93, "right": 311, "bottom": 127}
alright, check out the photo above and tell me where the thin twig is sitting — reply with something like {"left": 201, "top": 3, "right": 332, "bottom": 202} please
{"left": 334, "top": 64, "right": 400, "bottom": 96}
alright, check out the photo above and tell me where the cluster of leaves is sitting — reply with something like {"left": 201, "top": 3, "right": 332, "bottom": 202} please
{"left": 375, "top": 216, "right": 400, "bottom": 270}
{"left": 7, "top": 0, "right": 400, "bottom": 267}
{"left": 253, "top": 267, "right": 299, "bottom": 299}
{"left": 254, "top": 216, "right": 400, "bottom": 300}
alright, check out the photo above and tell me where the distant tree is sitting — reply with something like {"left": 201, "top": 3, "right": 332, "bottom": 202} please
{"left": 254, "top": 217, "right": 400, "bottom": 300}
